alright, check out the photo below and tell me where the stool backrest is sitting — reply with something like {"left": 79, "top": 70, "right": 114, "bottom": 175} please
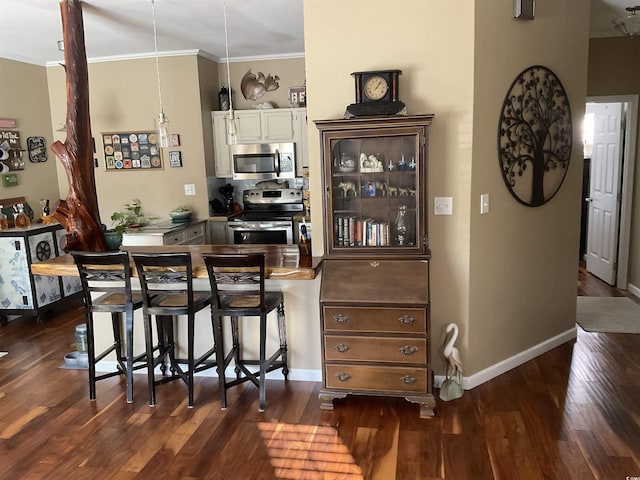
{"left": 202, "top": 253, "right": 266, "bottom": 311}
{"left": 70, "top": 250, "right": 135, "bottom": 313}
{"left": 131, "top": 252, "right": 196, "bottom": 311}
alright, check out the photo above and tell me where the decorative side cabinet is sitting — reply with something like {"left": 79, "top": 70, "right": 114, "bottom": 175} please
{"left": 0, "top": 223, "right": 81, "bottom": 325}
{"left": 315, "top": 115, "right": 435, "bottom": 417}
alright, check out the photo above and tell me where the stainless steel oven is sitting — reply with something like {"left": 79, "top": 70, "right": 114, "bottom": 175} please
{"left": 227, "top": 188, "right": 302, "bottom": 245}
{"left": 227, "top": 220, "right": 294, "bottom": 245}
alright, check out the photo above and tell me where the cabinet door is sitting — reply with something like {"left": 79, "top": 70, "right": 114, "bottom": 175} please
{"left": 325, "top": 127, "right": 425, "bottom": 254}
{"left": 262, "top": 110, "right": 294, "bottom": 141}
{"left": 292, "top": 108, "right": 308, "bottom": 174}
{"left": 208, "top": 220, "right": 228, "bottom": 245}
{"left": 317, "top": 116, "right": 432, "bottom": 257}
{"left": 212, "top": 112, "right": 232, "bottom": 177}
{"left": 28, "top": 231, "right": 61, "bottom": 307}
{"left": 0, "top": 236, "right": 34, "bottom": 309}
{"left": 236, "top": 111, "right": 262, "bottom": 143}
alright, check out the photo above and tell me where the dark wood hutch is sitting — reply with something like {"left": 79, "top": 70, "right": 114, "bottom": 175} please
{"left": 315, "top": 114, "right": 435, "bottom": 417}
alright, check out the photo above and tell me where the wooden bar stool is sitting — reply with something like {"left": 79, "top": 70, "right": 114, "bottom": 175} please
{"left": 202, "top": 253, "right": 288, "bottom": 412}
{"left": 131, "top": 252, "right": 214, "bottom": 407}
{"left": 71, "top": 251, "right": 146, "bottom": 403}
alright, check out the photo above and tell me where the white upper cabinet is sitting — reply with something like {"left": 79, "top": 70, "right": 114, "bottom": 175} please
{"left": 212, "top": 108, "right": 307, "bottom": 178}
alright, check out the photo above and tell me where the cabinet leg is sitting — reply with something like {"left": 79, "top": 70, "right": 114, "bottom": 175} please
{"left": 0, "top": 315, "right": 7, "bottom": 326}
{"left": 318, "top": 389, "right": 347, "bottom": 411}
{"left": 405, "top": 394, "right": 436, "bottom": 417}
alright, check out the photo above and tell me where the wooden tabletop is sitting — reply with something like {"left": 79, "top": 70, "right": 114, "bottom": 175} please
{"left": 31, "top": 245, "right": 321, "bottom": 280}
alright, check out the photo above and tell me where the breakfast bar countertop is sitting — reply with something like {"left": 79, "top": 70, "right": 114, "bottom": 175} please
{"left": 30, "top": 244, "right": 321, "bottom": 280}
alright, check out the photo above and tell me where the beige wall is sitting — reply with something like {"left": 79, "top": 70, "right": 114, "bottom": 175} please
{"left": 46, "top": 54, "right": 211, "bottom": 226}
{"left": 305, "top": 0, "right": 589, "bottom": 377}
{"left": 587, "top": 37, "right": 640, "bottom": 289}
{"left": 0, "top": 58, "right": 59, "bottom": 211}
{"left": 468, "top": 0, "right": 590, "bottom": 374}
{"left": 304, "top": 0, "right": 474, "bottom": 376}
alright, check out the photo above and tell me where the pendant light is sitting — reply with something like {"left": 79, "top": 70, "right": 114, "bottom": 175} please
{"left": 613, "top": 6, "right": 640, "bottom": 37}
{"left": 223, "top": 0, "right": 238, "bottom": 145}
{"left": 151, "top": 0, "right": 170, "bottom": 148}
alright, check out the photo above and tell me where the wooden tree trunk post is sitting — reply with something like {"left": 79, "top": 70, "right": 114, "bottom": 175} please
{"left": 51, "top": 0, "right": 107, "bottom": 252}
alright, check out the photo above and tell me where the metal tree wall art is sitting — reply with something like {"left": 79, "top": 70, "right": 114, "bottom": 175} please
{"left": 498, "top": 66, "right": 572, "bottom": 207}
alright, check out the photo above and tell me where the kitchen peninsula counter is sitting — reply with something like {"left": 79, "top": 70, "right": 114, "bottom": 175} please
{"left": 30, "top": 244, "right": 320, "bottom": 280}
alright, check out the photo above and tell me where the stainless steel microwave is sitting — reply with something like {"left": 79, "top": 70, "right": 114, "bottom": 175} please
{"left": 230, "top": 143, "right": 296, "bottom": 180}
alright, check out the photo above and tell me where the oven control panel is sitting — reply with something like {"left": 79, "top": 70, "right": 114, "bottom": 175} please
{"left": 243, "top": 188, "right": 303, "bottom": 205}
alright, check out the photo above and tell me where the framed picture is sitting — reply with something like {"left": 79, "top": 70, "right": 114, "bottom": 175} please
{"left": 288, "top": 86, "right": 306, "bottom": 108}
{"left": 102, "top": 131, "right": 163, "bottom": 171}
{"left": 169, "top": 151, "right": 182, "bottom": 167}
{"left": 170, "top": 134, "right": 181, "bottom": 147}
{"left": 27, "top": 136, "right": 47, "bottom": 163}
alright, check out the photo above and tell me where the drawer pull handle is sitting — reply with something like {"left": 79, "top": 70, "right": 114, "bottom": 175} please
{"left": 333, "top": 313, "right": 349, "bottom": 324}
{"left": 335, "top": 343, "right": 350, "bottom": 353}
{"left": 398, "top": 315, "right": 415, "bottom": 325}
{"left": 370, "top": 261, "right": 380, "bottom": 268}
{"left": 335, "top": 372, "right": 351, "bottom": 382}
{"left": 400, "top": 345, "right": 418, "bottom": 355}
{"left": 401, "top": 375, "right": 416, "bottom": 385}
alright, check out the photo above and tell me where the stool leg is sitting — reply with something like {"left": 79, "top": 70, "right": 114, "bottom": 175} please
{"left": 123, "top": 310, "right": 134, "bottom": 403}
{"left": 143, "top": 313, "right": 156, "bottom": 406}
{"left": 187, "top": 314, "right": 195, "bottom": 408}
{"left": 86, "top": 316, "right": 97, "bottom": 401}
{"left": 213, "top": 314, "right": 227, "bottom": 409}
{"left": 111, "top": 312, "right": 125, "bottom": 372}
{"left": 259, "top": 312, "right": 267, "bottom": 412}
{"left": 231, "top": 316, "right": 241, "bottom": 379}
{"left": 277, "top": 302, "right": 289, "bottom": 379}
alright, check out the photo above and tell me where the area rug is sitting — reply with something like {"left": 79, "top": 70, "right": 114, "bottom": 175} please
{"left": 576, "top": 296, "right": 640, "bottom": 334}
{"left": 0, "top": 352, "right": 7, "bottom": 358}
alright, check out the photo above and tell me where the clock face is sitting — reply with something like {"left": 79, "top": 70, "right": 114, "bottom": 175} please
{"left": 363, "top": 75, "right": 389, "bottom": 101}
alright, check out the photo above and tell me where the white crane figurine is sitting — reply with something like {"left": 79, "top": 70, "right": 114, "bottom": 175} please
{"left": 440, "top": 322, "right": 464, "bottom": 401}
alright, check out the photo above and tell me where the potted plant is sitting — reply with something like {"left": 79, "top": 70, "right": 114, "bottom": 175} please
{"left": 104, "top": 199, "right": 156, "bottom": 250}
{"left": 169, "top": 204, "right": 192, "bottom": 222}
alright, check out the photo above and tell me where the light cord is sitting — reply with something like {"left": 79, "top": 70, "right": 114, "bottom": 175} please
{"left": 151, "top": 0, "right": 164, "bottom": 114}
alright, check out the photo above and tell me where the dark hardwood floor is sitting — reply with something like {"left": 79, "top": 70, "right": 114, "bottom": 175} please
{"left": 0, "top": 267, "right": 639, "bottom": 479}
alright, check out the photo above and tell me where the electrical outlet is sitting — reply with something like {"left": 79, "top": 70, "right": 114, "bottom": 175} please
{"left": 434, "top": 196, "right": 453, "bottom": 215}
{"left": 184, "top": 184, "right": 196, "bottom": 196}
{"left": 481, "top": 193, "right": 490, "bottom": 214}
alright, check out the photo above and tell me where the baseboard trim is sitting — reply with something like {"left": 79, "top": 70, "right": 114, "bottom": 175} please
{"left": 434, "top": 326, "right": 577, "bottom": 390}
{"left": 627, "top": 282, "right": 640, "bottom": 299}
{"left": 95, "top": 361, "right": 323, "bottom": 383}
{"left": 96, "top": 328, "right": 578, "bottom": 391}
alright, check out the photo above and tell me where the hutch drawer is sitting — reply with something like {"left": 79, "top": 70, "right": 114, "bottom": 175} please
{"left": 324, "top": 364, "right": 428, "bottom": 393}
{"left": 322, "top": 306, "right": 426, "bottom": 334}
{"left": 324, "top": 335, "right": 427, "bottom": 363}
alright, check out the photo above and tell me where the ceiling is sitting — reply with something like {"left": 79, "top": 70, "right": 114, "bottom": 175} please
{"left": 0, "top": 0, "right": 304, "bottom": 65}
{"left": 0, "top": 0, "right": 636, "bottom": 67}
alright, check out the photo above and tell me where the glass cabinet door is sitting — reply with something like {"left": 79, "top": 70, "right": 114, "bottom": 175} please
{"left": 317, "top": 117, "right": 431, "bottom": 257}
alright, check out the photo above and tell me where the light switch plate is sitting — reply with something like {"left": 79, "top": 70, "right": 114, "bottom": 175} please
{"left": 184, "top": 184, "right": 196, "bottom": 196}
{"left": 481, "top": 193, "right": 490, "bottom": 214}
{"left": 434, "top": 196, "right": 453, "bottom": 215}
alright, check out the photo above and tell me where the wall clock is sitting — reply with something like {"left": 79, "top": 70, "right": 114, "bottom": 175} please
{"left": 498, "top": 65, "right": 572, "bottom": 207}
{"left": 347, "top": 69, "right": 405, "bottom": 116}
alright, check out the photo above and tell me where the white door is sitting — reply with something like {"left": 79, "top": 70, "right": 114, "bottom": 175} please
{"left": 585, "top": 102, "right": 624, "bottom": 285}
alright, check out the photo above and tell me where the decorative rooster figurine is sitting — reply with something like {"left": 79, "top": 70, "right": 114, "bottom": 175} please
{"left": 241, "top": 69, "right": 280, "bottom": 100}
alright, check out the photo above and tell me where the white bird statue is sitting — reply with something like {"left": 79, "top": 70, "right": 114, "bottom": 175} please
{"left": 440, "top": 322, "right": 463, "bottom": 401}
{"left": 443, "top": 322, "right": 463, "bottom": 378}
